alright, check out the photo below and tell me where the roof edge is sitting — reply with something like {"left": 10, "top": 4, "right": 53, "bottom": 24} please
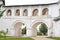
{"left": 3, "top": 2, "right": 58, "bottom": 7}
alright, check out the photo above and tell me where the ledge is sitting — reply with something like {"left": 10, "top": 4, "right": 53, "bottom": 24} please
{"left": 54, "top": 16, "right": 60, "bottom": 21}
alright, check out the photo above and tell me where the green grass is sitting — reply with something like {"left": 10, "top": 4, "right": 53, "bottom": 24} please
{"left": 48, "top": 37, "right": 60, "bottom": 40}
{"left": 0, "top": 36, "right": 34, "bottom": 40}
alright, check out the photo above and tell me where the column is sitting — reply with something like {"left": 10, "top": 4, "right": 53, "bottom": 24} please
{"left": 20, "top": 8, "right": 23, "bottom": 16}
{"left": 28, "top": 6, "right": 32, "bottom": 16}
{"left": 38, "top": 6, "right": 42, "bottom": 16}
{"left": 12, "top": 8, "right": 15, "bottom": 16}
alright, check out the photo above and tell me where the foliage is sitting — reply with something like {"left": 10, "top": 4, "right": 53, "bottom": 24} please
{"left": 22, "top": 27, "right": 26, "bottom": 34}
{"left": 39, "top": 23, "right": 48, "bottom": 35}
{"left": 0, "top": 9, "right": 6, "bottom": 17}
{"left": 37, "top": 32, "right": 42, "bottom": 35}
{"left": 0, "top": 29, "right": 8, "bottom": 36}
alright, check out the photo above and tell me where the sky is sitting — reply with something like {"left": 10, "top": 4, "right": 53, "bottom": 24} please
{"left": 5, "top": 0, "right": 59, "bottom": 6}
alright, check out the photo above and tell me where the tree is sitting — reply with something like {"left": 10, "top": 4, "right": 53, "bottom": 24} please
{"left": 22, "top": 27, "right": 26, "bottom": 34}
{"left": 0, "top": 9, "right": 6, "bottom": 17}
{"left": 40, "top": 23, "right": 48, "bottom": 35}
{"left": 0, "top": 5, "right": 6, "bottom": 18}
{"left": 0, "top": 29, "right": 8, "bottom": 36}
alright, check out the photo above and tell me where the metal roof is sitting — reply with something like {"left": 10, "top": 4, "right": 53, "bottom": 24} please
{"left": 4, "top": 0, "right": 59, "bottom": 6}
{"left": 0, "top": 0, "right": 59, "bottom": 7}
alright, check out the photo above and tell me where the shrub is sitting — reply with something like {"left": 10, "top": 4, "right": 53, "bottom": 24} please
{"left": 40, "top": 23, "right": 48, "bottom": 35}
{"left": 37, "top": 32, "right": 42, "bottom": 35}
{"left": 22, "top": 27, "right": 26, "bottom": 34}
{"left": 0, "top": 29, "right": 8, "bottom": 36}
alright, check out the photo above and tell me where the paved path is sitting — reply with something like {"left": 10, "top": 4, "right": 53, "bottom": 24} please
{"left": 31, "top": 36, "right": 54, "bottom": 40}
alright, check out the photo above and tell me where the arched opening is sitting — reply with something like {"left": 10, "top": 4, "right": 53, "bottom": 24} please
{"left": 7, "top": 9, "right": 12, "bottom": 16}
{"left": 32, "top": 9, "right": 38, "bottom": 16}
{"left": 15, "top": 9, "right": 20, "bottom": 16}
{"left": 23, "top": 9, "right": 28, "bottom": 16}
{"left": 14, "top": 22, "right": 26, "bottom": 37}
{"left": 42, "top": 8, "right": 48, "bottom": 15}
{"left": 32, "top": 22, "right": 48, "bottom": 36}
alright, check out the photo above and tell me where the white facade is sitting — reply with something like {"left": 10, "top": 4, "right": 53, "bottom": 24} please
{"left": 0, "top": 0, "right": 60, "bottom": 37}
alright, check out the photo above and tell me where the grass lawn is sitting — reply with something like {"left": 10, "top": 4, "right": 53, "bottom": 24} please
{"left": 48, "top": 37, "right": 60, "bottom": 40}
{"left": 0, "top": 36, "right": 34, "bottom": 40}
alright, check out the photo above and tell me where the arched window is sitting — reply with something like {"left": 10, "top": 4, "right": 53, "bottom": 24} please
{"left": 15, "top": 9, "right": 20, "bottom": 16}
{"left": 42, "top": 8, "right": 48, "bottom": 15}
{"left": 23, "top": 9, "right": 28, "bottom": 16}
{"left": 32, "top": 9, "right": 38, "bottom": 16}
{"left": 7, "top": 9, "right": 12, "bottom": 16}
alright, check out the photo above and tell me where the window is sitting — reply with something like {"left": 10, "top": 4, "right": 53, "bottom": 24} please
{"left": 15, "top": 9, "right": 20, "bottom": 16}
{"left": 7, "top": 9, "right": 12, "bottom": 16}
{"left": 42, "top": 8, "right": 48, "bottom": 15}
{"left": 32, "top": 9, "right": 38, "bottom": 16}
{"left": 23, "top": 9, "right": 28, "bottom": 16}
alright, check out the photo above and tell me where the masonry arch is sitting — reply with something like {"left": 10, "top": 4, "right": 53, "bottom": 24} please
{"left": 31, "top": 21, "right": 48, "bottom": 36}
{"left": 13, "top": 20, "right": 27, "bottom": 37}
{"left": 42, "top": 8, "right": 48, "bottom": 15}
{"left": 7, "top": 9, "right": 12, "bottom": 16}
{"left": 23, "top": 9, "right": 28, "bottom": 16}
{"left": 15, "top": 9, "right": 20, "bottom": 16}
{"left": 32, "top": 9, "right": 38, "bottom": 16}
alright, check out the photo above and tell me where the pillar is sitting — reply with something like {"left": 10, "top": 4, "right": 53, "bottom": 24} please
{"left": 12, "top": 8, "right": 15, "bottom": 16}
{"left": 32, "top": 27, "right": 37, "bottom": 37}
{"left": 26, "top": 20, "right": 32, "bottom": 37}
{"left": 47, "top": 21, "right": 53, "bottom": 37}
{"left": 38, "top": 6, "right": 42, "bottom": 16}
{"left": 20, "top": 8, "right": 23, "bottom": 16}
{"left": 28, "top": 6, "right": 32, "bottom": 16}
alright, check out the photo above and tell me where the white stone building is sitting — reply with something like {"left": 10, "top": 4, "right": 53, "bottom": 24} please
{"left": 0, "top": 0, "right": 60, "bottom": 37}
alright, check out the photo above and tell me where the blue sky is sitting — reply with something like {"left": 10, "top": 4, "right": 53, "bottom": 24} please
{"left": 5, "top": 0, "right": 59, "bottom": 6}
